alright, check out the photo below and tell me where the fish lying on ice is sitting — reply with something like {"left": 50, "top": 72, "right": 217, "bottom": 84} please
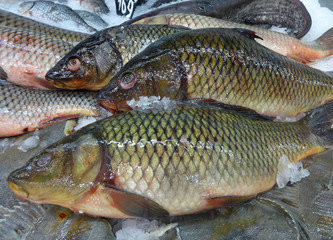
{"left": 0, "top": 9, "right": 89, "bottom": 44}
{"left": 133, "top": 13, "right": 333, "bottom": 64}
{"left": 98, "top": 28, "right": 333, "bottom": 118}
{"left": 124, "top": 0, "right": 312, "bottom": 38}
{"left": 45, "top": 24, "right": 188, "bottom": 90}
{"left": 19, "top": 1, "right": 96, "bottom": 33}
{"left": 7, "top": 102, "right": 333, "bottom": 218}
{"left": 0, "top": 81, "right": 101, "bottom": 137}
{"left": 76, "top": 0, "right": 110, "bottom": 15}
{"left": 74, "top": 10, "right": 108, "bottom": 29}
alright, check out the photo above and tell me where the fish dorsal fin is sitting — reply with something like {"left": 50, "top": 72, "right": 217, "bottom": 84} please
{"left": 186, "top": 99, "right": 273, "bottom": 121}
{"left": 207, "top": 195, "right": 254, "bottom": 208}
{"left": 232, "top": 28, "right": 263, "bottom": 41}
{"left": 104, "top": 185, "right": 169, "bottom": 218}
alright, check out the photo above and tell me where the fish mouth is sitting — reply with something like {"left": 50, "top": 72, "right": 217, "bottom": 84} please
{"left": 7, "top": 180, "right": 29, "bottom": 200}
{"left": 98, "top": 99, "right": 132, "bottom": 114}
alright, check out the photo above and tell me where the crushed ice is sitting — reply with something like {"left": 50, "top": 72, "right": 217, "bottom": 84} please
{"left": 276, "top": 155, "right": 310, "bottom": 188}
{"left": 17, "top": 131, "right": 40, "bottom": 152}
{"left": 115, "top": 219, "right": 177, "bottom": 240}
{"left": 127, "top": 96, "right": 178, "bottom": 112}
{"left": 74, "top": 116, "right": 98, "bottom": 131}
{"left": 0, "top": 138, "right": 15, "bottom": 154}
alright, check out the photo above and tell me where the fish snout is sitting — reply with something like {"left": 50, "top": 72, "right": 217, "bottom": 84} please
{"left": 7, "top": 177, "right": 29, "bottom": 200}
{"left": 45, "top": 67, "right": 66, "bottom": 82}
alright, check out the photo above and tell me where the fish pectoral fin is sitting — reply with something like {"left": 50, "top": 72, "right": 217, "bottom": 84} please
{"left": 207, "top": 195, "right": 255, "bottom": 208}
{"left": 104, "top": 185, "right": 169, "bottom": 218}
{"left": 0, "top": 66, "right": 8, "bottom": 80}
{"left": 232, "top": 28, "right": 263, "bottom": 41}
{"left": 287, "top": 54, "right": 312, "bottom": 64}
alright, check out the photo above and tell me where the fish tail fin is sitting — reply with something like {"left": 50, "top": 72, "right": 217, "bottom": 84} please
{"left": 306, "top": 102, "right": 333, "bottom": 147}
{"left": 314, "top": 27, "right": 333, "bottom": 54}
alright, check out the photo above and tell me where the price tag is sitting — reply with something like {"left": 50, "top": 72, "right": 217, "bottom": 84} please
{"left": 115, "top": 0, "right": 138, "bottom": 18}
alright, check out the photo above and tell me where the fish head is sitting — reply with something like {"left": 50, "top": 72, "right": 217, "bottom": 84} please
{"left": 8, "top": 132, "right": 103, "bottom": 207}
{"left": 98, "top": 49, "right": 185, "bottom": 113}
{"left": 46, "top": 32, "right": 123, "bottom": 91}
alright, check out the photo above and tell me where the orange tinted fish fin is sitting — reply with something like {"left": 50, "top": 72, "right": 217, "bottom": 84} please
{"left": 287, "top": 54, "right": 312, "bottom": 64}
{"left": 232, "top": 28, "right": 263, "bottom": 41}
{"left": 207, "top": 195, "right": 254, "bottom": 208}
{"left": 104, "top": 185, "right": 169, "bottom": 218}
{"left": 39, "top": 114, "right": 82, "bottom": 128}
{"left": 314, "top": 27, "right": 333, "bottom": 53}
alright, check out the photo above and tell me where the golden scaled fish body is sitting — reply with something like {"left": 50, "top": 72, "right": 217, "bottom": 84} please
{"left": 0, "top": 9, "right": 88, "bottom": 45}
{"left": 45, "top": 24, "right": 188, "bottom": 90}
{"left": 0, "top": 82, "right": 101, "bottom": 137}
{"left": 133, "top": 13, "right": 333, "bottom": 64}
{"left": 99, "top": 28, "right": 333, "bottom": 118}
{"left": 7, "top": 103, "right": 333, "bottom": 218}
{"left": 0, "top": 25, "right": 75, "bottom": 89}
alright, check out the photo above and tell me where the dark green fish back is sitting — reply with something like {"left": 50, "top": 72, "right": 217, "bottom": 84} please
{"left": 107, "top": 24, "right": 188, "bottom": 64}
{"left": 139, "top": 28, "right": 333, "bottom": 117}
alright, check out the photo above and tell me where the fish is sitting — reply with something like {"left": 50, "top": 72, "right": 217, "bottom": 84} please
{"left": 133, "top": 13, "right": 333, "bottom": 64}
{"left": 77, "top": 0, "right": 110, "bottom": 15}
{"left": 124, "top": 0, "right": 312, "bottom": 39}
{"left": 0, "top": 25, "right": 77, "bottom": 89}
{"left": 19, "top": 1, "right": 97, "bottom": 33}
{"left": 45, "top": 24, "right": 188, "bottom": 90}
{"left": 7, "top": 101, "right": 333, "bottom": 218}
{"left": 0, "top": 9, "right": 89, "bottom": 45}
{"left": 0, "top": 81, "right": 101, "bottom": 137}
{"left": 98, "top": 28, "right": 333, "bottom": 118}
{"left": 75, "top": 10, "right": 108, "bottom": 29}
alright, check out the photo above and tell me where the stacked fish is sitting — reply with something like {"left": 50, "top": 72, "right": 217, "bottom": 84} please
{"left": 0, "top": 0, "right": 332, "bottom": 238}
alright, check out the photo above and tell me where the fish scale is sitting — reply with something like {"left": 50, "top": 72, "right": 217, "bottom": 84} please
{"left": 134, "top": 13, "right": 333, "bottom": 63}
{"left": 0, "top": 25, "right": 75, "bottom": 89}
{"left": 97, "top": 104, "right": 317, "bottom": 215}
{"left": 0, "top": 82, "right": 101, "bottom": 136}
{"left": 100, "top": 28, "right": 333, "bottom": 117}
{"left": 0, "top": 9, "right": 88, "bottom": 45}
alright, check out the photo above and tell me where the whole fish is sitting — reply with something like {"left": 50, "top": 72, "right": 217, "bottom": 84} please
{"left": 0, "top": 25, "right": 76, "bottom": 89}
{"left": 124, "top": 0, "right": 311, "bottom": 39}
{"left": 134, "top": 13, "right": 333, "bottom": 64}
{"left": 0, "top": 81, "right": 101, "bottom": 137}
{"left": 98, "top": 28, "right": 333, "bottom": 118}
{"left": 77, "top": 0, "right": 110, "bottom": 14}
{"left": 75, "top": 10, "right": 108, "bottom": 29}
{"left": 45, "top": 24, "right": 188, "bottom": 90}
{"left": 19, "top": 1, "right": 97, "bottom": 33}
{"left": 0, "top": 9, "right": 88, "bottom": 45}
{"left": 7, "top": 102, "right": 333, "bottom": 218}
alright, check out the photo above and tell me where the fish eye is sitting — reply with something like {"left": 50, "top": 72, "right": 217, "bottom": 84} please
{"left": 67, "top": 58, "right": 81, "bottom": 72}
{"left": 119, "top": 72, "right": 136, "bottom": 89}
{"left": 36, "top": 153, "right": 51, "bottom": 167}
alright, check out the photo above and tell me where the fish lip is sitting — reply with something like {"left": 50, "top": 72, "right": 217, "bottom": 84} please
{"left": 7, "top": 179, "right": 29, "bottom": 200}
